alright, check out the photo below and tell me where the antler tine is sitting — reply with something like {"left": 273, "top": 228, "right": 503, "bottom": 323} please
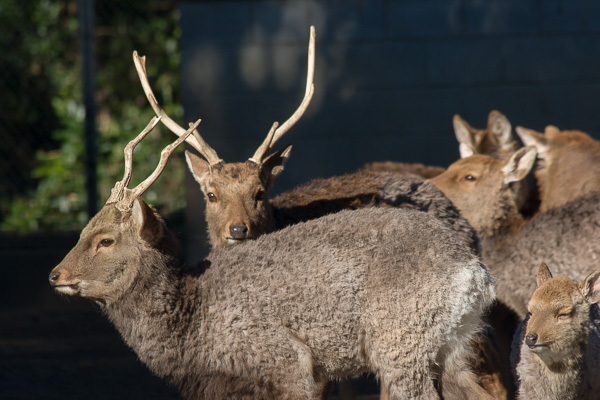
{"left": 115, "top": 118, "right": 202, "bottom": 211}
{"left": 107, "top": 116, "right": 162, "bottom": 205}
{"left": 250, "top": 25, "right": 316, "bottom": 164}
{"left": 133, "top": 51, "right": 222, "bottom": 165}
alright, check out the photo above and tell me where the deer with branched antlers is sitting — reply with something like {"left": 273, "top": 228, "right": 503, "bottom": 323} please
{"left": 49, "top": 105, "right": 499, "bottom": 399}
{"left": 133, "top": 26, "right": 508, "bottom": 399}
{"left": 134, "top": 27, "right": 314, "bottom": 250}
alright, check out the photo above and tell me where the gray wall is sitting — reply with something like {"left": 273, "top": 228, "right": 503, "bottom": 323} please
{"left": 180, "top": 0, "right": 600, "bottom": 262}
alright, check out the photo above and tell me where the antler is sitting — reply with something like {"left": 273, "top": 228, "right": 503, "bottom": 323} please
{"left": 250, "top": 25, "right": 316, "bottom": 164}
{"left": 107, "top": 117, "right": 201, "bottom": 211}
{"left": 133, "top": 51, "right": 222, "bottom": 165}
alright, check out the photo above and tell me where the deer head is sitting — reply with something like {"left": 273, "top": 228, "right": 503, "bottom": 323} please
{"left": 429, "top": 146, "right": 537, "bottom": 235}
{"left": 454, "top": 110, "right": 518, "bottom": 160}
{"left": 524, "top": 262, "right": 600, "bottom": 367}
{"left": 48, "top": 117, "right": 197, "bottom": 305}
{"left": 134, "top": 26, "right": 315, "bottom": 249}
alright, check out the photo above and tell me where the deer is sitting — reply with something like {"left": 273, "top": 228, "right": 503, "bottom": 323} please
{"left": 429, "top": 146, "right": 600, "bottom": 399}
{"left": 135, "top": 33, "right": 511, "bottom": 398}
{"left": 429, "top": 147, "right": 600, "bottom": 319}
{"left": 129, "top": 27, "right": 315, "bottom": 251}
{"left": 515, "top": 125, "right": 600, "bottom": 213}
{"left": 48, "top": 116, "right": 498, "bottom": 400}
{"left": 134, "top": 25, "right": 510, "bottom": 397}
{"left": 510, "top": 262, "right": 600, "bottom": 400}
{"left": 363, "top": 110, "right": 528, "bottom": 209}
{"left": 453, "top": 111, "right": 519, "bottom": 161}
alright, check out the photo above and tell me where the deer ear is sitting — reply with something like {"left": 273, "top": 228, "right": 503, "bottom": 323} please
{"left": 454, "top": 115, "right": 476, "bottom": 158}
{"left": 536, "top": 262, "right": 553, "bottom": 287}
{"left": 502, "top": 146, "right": 537, "bottom": 185}
{"left": 132, "top": 198, "right": 163, "bottom": 246}
{"left": 185, "top": 150, "right": 211, "bottom": 185}
{"left": 581, "top": 270, "right": 600, "bottom": 304}
{"left": 543, "top": 125, "right": 561, "bottom": 139}
{"left": 488, "top": 110, "right": 512, "bottom": 149}
{"left": 516, "top": 126, "right": 549, "bottom": 159}
{"left": 261, "top": 144, "right": 292, "bottom": 191}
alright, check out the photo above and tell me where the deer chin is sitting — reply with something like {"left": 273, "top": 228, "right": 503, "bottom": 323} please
{"left": 54, "top": 284, "right": 81, "bottom": 296}
{"left": 527, "top": 343, "right": 549, "bottom": 353}
{"left": 225, "top": 237, "right": 246, "bottom": 245}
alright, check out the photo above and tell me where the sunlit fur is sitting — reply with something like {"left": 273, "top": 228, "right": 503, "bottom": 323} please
{"left": 51, "top": 200, "right": 496, "bottom": 400}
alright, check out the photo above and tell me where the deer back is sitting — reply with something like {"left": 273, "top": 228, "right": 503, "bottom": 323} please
{"left": 272, "top": 169, "right": 481, "bottom": 255}
{"left": 516, "top": 125, "right": 600, "bottom": 213}
{"left": 481, "top": 190, "right": 600, "bottom": 318}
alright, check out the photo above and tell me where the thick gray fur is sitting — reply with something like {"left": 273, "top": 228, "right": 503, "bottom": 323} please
{"left": 53, "top": 204, "right": 495, "bottom": 399}
{"left": 481, "top": 191, "right": 600, "bottom": 317}
{"left": 272, "top": 170, "right": 480, "bottom": 256}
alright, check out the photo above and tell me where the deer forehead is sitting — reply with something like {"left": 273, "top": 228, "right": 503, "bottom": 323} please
{"left": 440, "top": 155, "right": 504, "bottom": 182}
{"left": 529, "top": 277, "right": 581, "bottom": 312}
{"left": 81, "top": 205, "right": 126, "bottom": 236}
{"left": 205, "top": 162, "right": 265, "bottom": 191}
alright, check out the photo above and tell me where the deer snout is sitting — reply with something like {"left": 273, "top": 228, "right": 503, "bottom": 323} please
{"left": 48, "top": 266, "right": 80, "bottom": 295}
{"left": 525, "top": 333, "right": 538, "bottom": 348}
{"left": 48, "top": 270, "right": 61, "bottom": 286}
{"left": 229, "top": 224, "right": 249, "bottom": 240}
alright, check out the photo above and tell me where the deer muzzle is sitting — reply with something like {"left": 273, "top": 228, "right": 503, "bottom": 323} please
{"left": 228, "top": 224, "right": 249, "bottom": 241}
{"left": 48, "top": 268, "right": 81, "bottom": 296}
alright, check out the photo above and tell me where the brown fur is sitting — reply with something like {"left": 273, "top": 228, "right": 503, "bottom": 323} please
{"left": 363, "top": 161, "right": 446, "bottom": 178}
{"left": 453, "top": 111, "right": 519, "bottom": 161}
{"left": 430, "top": 148, "right": 600, "bottom": 317}
{"left": 510, "top": 263, "right": 600, "bottom": 399}
{"left": 516, "top": 125, "right": 600, "bottom": 213}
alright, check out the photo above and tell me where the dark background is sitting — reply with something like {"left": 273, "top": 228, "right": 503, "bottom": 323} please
{"left": 179, "top": 0, "right": 600, "bottom": 261}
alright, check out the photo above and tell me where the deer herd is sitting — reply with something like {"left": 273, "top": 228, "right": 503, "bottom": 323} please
{"left": 48, "top": 26, "right": 600, "bottom": 400}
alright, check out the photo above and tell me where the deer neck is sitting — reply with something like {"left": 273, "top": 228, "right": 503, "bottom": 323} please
{"left": 519, "top": 318, "right": 589, "bottom": 400}
{"left": 521, "top": 340, "right": 586, "bottom": 400}
{"left": 102, "top": 252, "right": 205, "bottom": 388}
{"left": 478, "top": 187, "right": 526, "bottom": 239}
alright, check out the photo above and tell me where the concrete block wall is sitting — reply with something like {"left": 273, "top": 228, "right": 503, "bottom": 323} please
{"left": 180, "top": 0, "right": 600, "bottom": 261}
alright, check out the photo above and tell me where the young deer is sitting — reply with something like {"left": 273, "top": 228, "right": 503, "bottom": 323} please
{"left": 516, "top": 125, "right": 600, "bottom": 213}
{"left": 511, "top": 263, "right": 600, "bottom": 400}
{"left": 48, "top": 118, "right": 497, "bottom": 400}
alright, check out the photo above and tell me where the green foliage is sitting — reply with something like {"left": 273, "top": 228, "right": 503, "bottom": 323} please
{"left": 0, "top": 0, "right": 186, "bottom": 233}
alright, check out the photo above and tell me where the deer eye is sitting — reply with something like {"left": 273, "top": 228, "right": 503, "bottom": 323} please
{"left": 98, "top": 239, "right": 114, "bottom": 248}
{"left": 207, "top": 192, "right": 217, "bottom": 203}
{"left": 460, "top": 174, "right": 476, "bottom": 182}
{"left": 556, "top": 310, "right": 571, "bottom": 321}
{"left": 255, "top": 190, "right": 266, "bottom": 201}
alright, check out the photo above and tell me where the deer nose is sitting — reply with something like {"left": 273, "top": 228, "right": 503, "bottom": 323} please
{"left": 525, "top": 334, "right": 538, "bottom": 347}
{"left": 48, "top": 271, "right": 61, "bottom": 287}
{"left": 229, "top": 224, "right": 249, "bottom": 240}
